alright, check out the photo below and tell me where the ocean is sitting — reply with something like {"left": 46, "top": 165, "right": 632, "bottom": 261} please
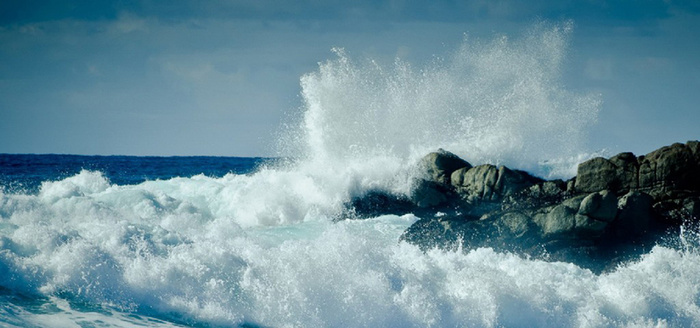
{"left": 2, "top": 23, "right": 700, "bottom": 327}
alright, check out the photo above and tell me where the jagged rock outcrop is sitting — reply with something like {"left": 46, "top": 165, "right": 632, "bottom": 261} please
{"left": 575, "top": 141, "right": 700, "bottom": 198}
{"left": 451, "top": 164, "right": 542, "bottom": 203}
{"left": 346, "top": 141, "right": 700, "bottom": 272}
{"left": 420, "top": 149, "right": 472, "bottom": 185}
{"left": 348, "top": 141, "right": 700, "bottom": 271}
{"left": 410, "top": 149, "right": 470, "bottom": 208}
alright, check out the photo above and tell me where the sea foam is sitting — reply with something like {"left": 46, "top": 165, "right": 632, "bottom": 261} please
{"left": 3, "top": 175, "right": 700, "bottom": 327}
{"left": 2, "top": 23, "right": 697, "bottom": 327}
{"left": 289, "top": 22, "right": 600, "bottom": 181}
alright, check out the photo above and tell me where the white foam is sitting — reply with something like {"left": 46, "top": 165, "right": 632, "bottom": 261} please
{"left": 4, "top": 24, "right": 695, "bottom": 327}
{"left": 3, "top": 176, "right": 700, "bottom": 326}
{"left": 290, "top": 22, "right": 600, "bottom": 180}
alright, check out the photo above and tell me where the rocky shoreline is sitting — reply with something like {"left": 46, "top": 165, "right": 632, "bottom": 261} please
{"left": 349, "top": 141, "right": 700, "bottom": 273}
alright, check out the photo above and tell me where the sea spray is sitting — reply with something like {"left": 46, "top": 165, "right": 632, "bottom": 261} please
{"left": 292, "top": 22, "right": 600, "bottom": 181}
{"left": 4, "top": 23, "right": 699, "bottom": 327}
{"left": 3, "top": 175, "right": 700, "bottom": 327}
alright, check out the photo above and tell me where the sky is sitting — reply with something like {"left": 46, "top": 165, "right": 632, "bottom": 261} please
{"left": 0, "top": 0, "right": 698, "bottom": 157}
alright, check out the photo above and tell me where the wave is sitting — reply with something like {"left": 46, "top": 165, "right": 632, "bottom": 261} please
{"left": 284, "top": 21, "right": 600, "bottom": 181}
{"left": 2, "top": 172, "right": 700, "bottom": 326}
{"left": 3, "top": 23, "right": 695, "bottom": 327}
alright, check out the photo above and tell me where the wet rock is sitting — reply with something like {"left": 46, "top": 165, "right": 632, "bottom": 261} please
{"left": 346, "top": 190, "right": 415, "bottom": 219}
{"left": 400, "top": 216, "right": 473, "bottom": 251}
{"left": 451, "top": 164, "right": 541, "bottom": 202}
{"left": 536, "top": 203, "right": 577, "bottom": 235}
{"left": 493, "top": 212, "right": 536, "bottom": 239}
{"left": 578, "top": 190, "right": 617, "bottom": 222}
{"left": 614, "top": 191, "right": 656, "bottom": 237}
{"left": 410, "top": 180, "right": 450, "bottom": 208}
{"left": 408, "top": 149, "right": 471, "bottom": 208}
{"left": 609, "top": 152, "right": 639, "bottom": 190}
{"left": 397, "top": 141, "right": 700, "bottom": 272}
{"left": 574, "top": 157, "right": 618, "bottom": 193}
{"left": 574, "top": 154, "right": 638, "bottom": 194}
{"left": 451, "top": 164, "right": 499, "bottom": 201}
{"left": 575, "top": 141, "right": 700, "bottom": 198}
{"left": 419, "top": 149, "right": 471, "bottom": 185}
{"left": 638, "top": 142, "right": 699, "bottom": 196}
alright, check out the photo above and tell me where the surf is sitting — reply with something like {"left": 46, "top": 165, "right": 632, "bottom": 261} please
{"left": 2, "top": 22, "right": 699, "bottom": 327}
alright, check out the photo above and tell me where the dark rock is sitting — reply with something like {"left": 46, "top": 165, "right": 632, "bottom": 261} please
{"left": 511, "top": 180, "right": 567, "bottom": 211}
{"left": 451, "top": 164, "right": 499, "bottom": 201}
{"left": 400, "top": 216, "right": 473, "bottom": 251}
{"left": 575, "top": 157, "right": 618, "bottom": 193}
{"left": 574, "top": 141, "right": 700, "bottom": 198}
{"left": 578, "top": 190, "right": 617, "bottom": 222}
{"left": 688, "top": 140, "right": 700, "bottom": 164}
{"left": 638, "top": 142, "right": 699, "bottom": 197}
{"left": 535, "top": 203, "right": 577, "bottom": 235}
{"left": 395, "top": 141, "right": 700, "bottom": 273}
{"left": 574, "top": 154, "right": 639, "bottom": 193}
{"left": 410, "top": 179, "right": 450, "bottom": 208}
{"left": 687, "top": 197, "right": 700, "bottom": 219}
{"left": 530, "top": 194, "right": 605, "bottom": 237}
{"left": 614, "top": 191, "right": 656, "bottom": 237}
{"left": 493, "top": 212, "right": 536, "bottom": 239}
{"left": 609, "top": 152, "right": 639, "bottom": 190}
{"left": 345, "top": 190, "right": 415, "bottom": 219}
{"left": 451, "top": 164, "right": 541, "bottom": 202}
{"left": 566, "top": 178, "right": 576, "bottom": 193}
{"left": 419, "top": 149, "right": 471, "bottom": 185}
{"left": 653, "top": 196, "right": 700, "bottom": 224}
{"left": 408, "top": 149, "right": 472, "bottom": 208}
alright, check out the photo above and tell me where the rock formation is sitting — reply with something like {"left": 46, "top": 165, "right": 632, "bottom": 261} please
{"left": 348, "top": 141, "right": 700, "bottom": 273}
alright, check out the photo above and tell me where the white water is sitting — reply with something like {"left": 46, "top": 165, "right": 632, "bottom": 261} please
{"left": 2, "top": 23, "right": 699, "bottom": 327}
{"left": 2, "top": 172, "right": 700, "bottom": 327}
{"left": 288, "top": 22, "right": 601, "bottom": 180}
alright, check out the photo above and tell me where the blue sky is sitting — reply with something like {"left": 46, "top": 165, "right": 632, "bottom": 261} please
{"left": 1, "top": 1, "right": 698, "bottom": 156}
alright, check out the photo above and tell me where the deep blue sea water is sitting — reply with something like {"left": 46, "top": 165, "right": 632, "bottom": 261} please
{"left": 0, "top": 154, "right": 268, "bottom": 194}
{"left": 3, "top": 25, "right": 700, "bottom": 327}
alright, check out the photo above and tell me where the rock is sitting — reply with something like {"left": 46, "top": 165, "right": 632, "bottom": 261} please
{"left": 398, "top": 140, "right": 700, "bottom": 273}
{"left": 410, "top": 180, "right": 449, "bottom": 208}
{"left": 688, "top": 140, "right": 700, "bottom": 164}
{"left": 566, "top": 178, "right": 576, "bottom": 193}
{"left": 638, "top": 142, "right": 699, "bottom": 196}
{"left": 518, "top": 180, "right": 566, "bottom": 207}
{"left": 496, "top": 166, "right": 541, "bottom": 197}
{"left": 494, "top": 212, "right": 536, "bottom": 239}
{"left": 532, "top": 193, "right": 608, "bottom": 236}
{"left": 346, "top": 190, "right": 415, "bottom": 219}
{"left": 686, "top": 197, "right": 700, "bottom": 219}
{"left": 451, "top": 164, "right": 541, "bottom": 202}
{"left": 419, "top": 149, "right": 471, "bottom": 185}
{"left": 614, "top": 191, "right": 656, "bottom": 237}
{"left": 574, "top": 154, "right": 638, "bottom": 193}
{"left": 574, "top": 213, "right": 609, "bottom": 235}
{"left": 578, "top": 190, "right": 617, "bottom": 222}
{"left": 652, "top": 196, "right": 700, "bottom": 224}
{"left": 575, "top": 157, "right": 618, "bottom": 193}
{"left": 575, "top": 141, "right": 700, "bottom": 197}
{"left": 542, "top": 180, "right": 567, "bottom": 197}
{"left": 609, "top": 152, "right": 639, "bottom": 190}
{"left": 452, "top": 164, "right": 499, "bottom": 201}
{"left": 536, "top": 204, "right": 577, "bottom": 235}
{"left": 400, "top": 217, "right": 472, "bottom": 251}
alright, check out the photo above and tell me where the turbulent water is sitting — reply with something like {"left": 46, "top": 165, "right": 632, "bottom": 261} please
{"left": 2, "top": 24, "right": 700, "bottom": 327}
